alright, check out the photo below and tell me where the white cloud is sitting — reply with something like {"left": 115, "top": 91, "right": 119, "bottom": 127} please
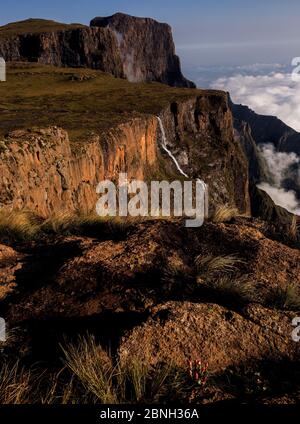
{"left": 212, "top": 72, "right": 300, "bottom": 131}
{"left": 258, "top": 144, "right": 300, "bottom": 186}
{"left": 257, "top": 144, "right": 300, "bottom": 215}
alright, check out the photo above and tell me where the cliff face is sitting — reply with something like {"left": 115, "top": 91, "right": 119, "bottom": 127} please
{"left": 90, "top": 13, "right": 195, "bottom": 88}
{"left": 0, "top": 14, "right": 194, "bottom": 88}
{"left": 0, "top": 118, "right": 158, "bottom": 216}
{"left": 0, "top": 26, "right": 124, "bottom": 77}
{"left": 0, "top": 95, "right": 249, "bottom": 217}
{"left": 159, "top": 94, "right": 250, "bottom": 213}
{"left": 233, "top": 119, "right": 272, "bottom": 184}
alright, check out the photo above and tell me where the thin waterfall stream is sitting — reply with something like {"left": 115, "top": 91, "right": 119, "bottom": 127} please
{"left": 157, "top": 116, "right": 209, "bottom": 217}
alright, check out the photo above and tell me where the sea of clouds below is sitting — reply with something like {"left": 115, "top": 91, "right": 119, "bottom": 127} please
{"left": 184, "top": 63, "right": 300, "bottom": 215}
{"left": 210, "top": 66, "right": 300, "bottom": 216}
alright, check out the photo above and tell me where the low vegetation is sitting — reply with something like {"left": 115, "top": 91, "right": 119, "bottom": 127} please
{"left": 211, "top": 205, "right": 239, "bottom": 223}
{"left": 195, "top": 254, "right": 244, "bottom": 281}
{"left": 193, "top": 253, "right": 253, "bottom": 307}
{"left": 0, "top": 361, "right": 30, "bottom": 404}
{"left": 0, "top": 209, "right": 138, "bottom": 243}
{"left": 266, "top": 284, "right": 300, "bottom": 311}
{"left": 201, "top": 276, "right": 254, "bottom": 307}
{"left": 0, "top": 209, "right": 41, "bottom": 242}
{"left": 0, "top": 334, "right": 208, "bottom": 404}
{"left": 0, "top": 19, "right": 85, "bottom": 38}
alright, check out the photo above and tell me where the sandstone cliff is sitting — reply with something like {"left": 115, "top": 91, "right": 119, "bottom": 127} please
{"left": 0, "top": 94, "right": 249, "bottom": 217}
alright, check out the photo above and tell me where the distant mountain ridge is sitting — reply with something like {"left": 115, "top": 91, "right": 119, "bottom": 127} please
{"left": 231, "top": 101, "right": 300, "bottom": 155}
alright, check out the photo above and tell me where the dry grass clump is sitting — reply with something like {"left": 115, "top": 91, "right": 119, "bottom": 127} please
{"left": 0, "top": 209, "right": 41, "bottom": 242}
{"left": 203, "top": 276, "right": 254, "bottom": 306}
{"left": 0, "top": 361, "right": 31, "bottom": 404}
{"left": 40, "top": 211, "right": 80, "bottom": 235}
{"left": 161, "top": 262, "right": 190, "bottom": 293}
{"left": 195, "top": 254, "right": 244, "bottom": 281}
{"left": 61, "top": 334, "right": 116, "bottom": 404}
{"left": 267, "top": 284, "right": 300, "bottom": 311}
{"left": 211, "top": 205, "right": 238, "bottom": 223}
{"left": 194, "top": 253, "right": 253, "bottom": 306}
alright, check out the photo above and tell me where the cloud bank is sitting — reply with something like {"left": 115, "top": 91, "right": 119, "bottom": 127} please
{"left": 212, "top": 72, "right": 300, "bottom": 131}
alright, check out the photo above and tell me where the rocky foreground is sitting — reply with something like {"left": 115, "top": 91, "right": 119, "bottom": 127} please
{"left": 1, "top": 215, "right": 300, "bottom": 403}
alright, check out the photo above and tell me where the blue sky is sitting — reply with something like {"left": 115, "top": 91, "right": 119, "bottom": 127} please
{"left": 1, "top": 1, "right": 300, "bottom": 70}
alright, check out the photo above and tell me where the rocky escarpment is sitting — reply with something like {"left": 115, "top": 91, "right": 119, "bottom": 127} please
{"left": 0, "top": 14, "right": 194, "bottom": 88}
{"left": 233, "top": 120, "right": 271, "bottom": 184}
{"left": 91, "top": 13, "right": 195, "bottom": 87}
{"left": 0, "top": 94, "right": 250, "bottom": 216}
{"left": 232, "top": 102, "right": 300, "bottom": 155}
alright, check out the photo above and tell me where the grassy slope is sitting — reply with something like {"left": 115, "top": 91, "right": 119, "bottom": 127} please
{"left": 0, "top": 19, "right": 86, "bottom": 38}
{"left": 0, "top": 63, "right": 222, "bottom": 143}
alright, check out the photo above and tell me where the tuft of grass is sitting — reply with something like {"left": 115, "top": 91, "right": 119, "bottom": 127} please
{"left": 0, "top": 209, "right": 41, "bottom": 242}
{"left": 194, "top": 253, "right": 252, "bottom": 307}
{"left": 201, "top": 276, "right": 254, "bottom": 307}
{"left": 40, "top": 211, "right": 79, "bottom": 235}
{"left": 161, "top": 262, "right": 189, "bottom": 293}
{"left": 195, "top": 254, "right": 244, "bottom": 281}
{"left": 212, "top": 205, "right": 238, "bottom": 223}
{"left": 0, "top": 361, "right": 31, "bottom": 404}
{"left": 120, "top": 357, "right": 151, "bottom": 403}
{"left": 38, "top": 369, "right": 78, "bottom": 405}
{"left": 267, "top": 284, "right": 300, "bottom": 311}
{"left": 61, "top": 334, "right": 117, "bottom": 404}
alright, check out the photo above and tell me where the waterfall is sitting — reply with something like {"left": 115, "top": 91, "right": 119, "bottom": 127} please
{"left": 157, "top": 116, "right": 209, "bottom": 217}
{"left": 157, "top": 117, "right": 189, "bottom": 178}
